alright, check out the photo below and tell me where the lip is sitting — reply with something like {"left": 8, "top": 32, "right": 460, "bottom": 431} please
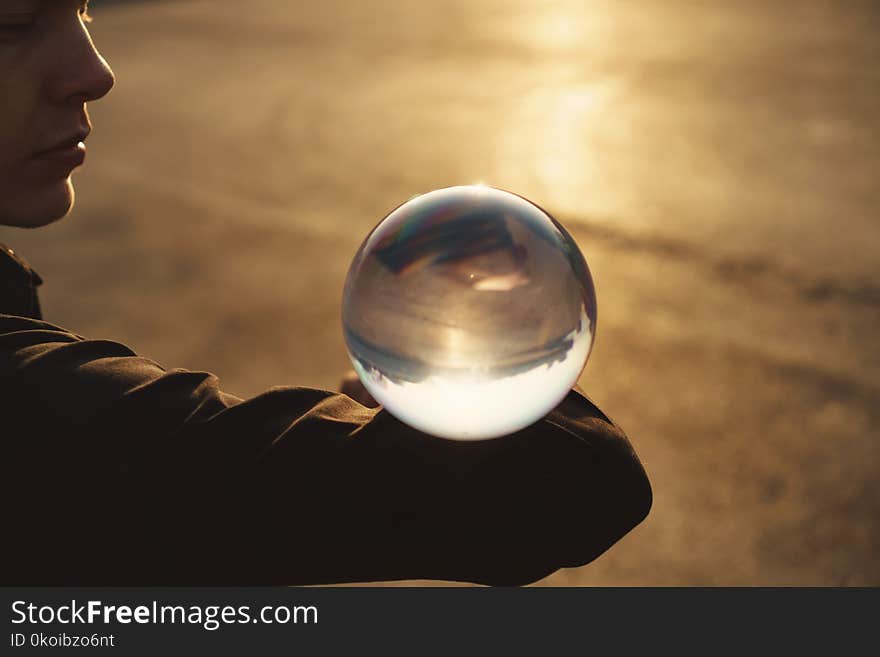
{"left": 33, "top": 137, "right": 88, "bottom": 172}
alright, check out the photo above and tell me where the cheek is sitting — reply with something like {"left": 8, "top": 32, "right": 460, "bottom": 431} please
{"left": 0, "top": 72, "right": 41, "bottom": 195}
{"left": 0, "top": 55, "right": 42, "bottom": 143}
{"left": 0, "top": 53, "right": 74, "bottom": 227}
{"left": 0, "top": 87, "right": 16, "bottom": 173}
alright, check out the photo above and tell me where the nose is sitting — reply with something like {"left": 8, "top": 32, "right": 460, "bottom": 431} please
{"left": 45, "top": 18, "right": 115, "bottom": 105}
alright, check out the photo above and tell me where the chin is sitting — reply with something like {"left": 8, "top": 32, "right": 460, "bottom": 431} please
{"left": 0, "top": 178, "right": 75, "bottom": 228}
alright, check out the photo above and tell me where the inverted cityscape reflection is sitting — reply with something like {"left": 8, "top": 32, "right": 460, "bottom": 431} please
{"left": 342, "top": 185, "right": 597, "bottom": 440}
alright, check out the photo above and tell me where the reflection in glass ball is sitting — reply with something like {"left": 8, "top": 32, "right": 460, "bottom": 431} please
{"left": 342, "top": 185, "right": 597, "bottom": 440}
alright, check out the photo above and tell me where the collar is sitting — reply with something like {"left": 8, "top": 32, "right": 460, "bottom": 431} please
{"left": 0, "top": 243, "right": 43, "bottom": 319}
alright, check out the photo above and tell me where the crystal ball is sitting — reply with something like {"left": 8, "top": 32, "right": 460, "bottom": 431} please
{"left": 342, "top": 185, "right": 597, "bottom": 440}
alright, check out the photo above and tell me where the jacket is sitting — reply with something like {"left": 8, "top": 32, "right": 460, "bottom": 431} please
{"left": 0, "top": 244, "right": 651, "bottom": 585}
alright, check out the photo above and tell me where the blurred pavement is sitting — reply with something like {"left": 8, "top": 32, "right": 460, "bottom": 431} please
{"left": 3, "top": 0, "right": 878, "bottom": 585}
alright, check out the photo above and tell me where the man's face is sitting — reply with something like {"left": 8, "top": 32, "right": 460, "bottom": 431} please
{"left": 0, "top": 0, "right": 114, "bottom": 227}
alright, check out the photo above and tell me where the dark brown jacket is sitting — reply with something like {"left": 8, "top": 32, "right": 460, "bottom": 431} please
{"left": 0, "top": 244, "right": 650, "bottom": 586}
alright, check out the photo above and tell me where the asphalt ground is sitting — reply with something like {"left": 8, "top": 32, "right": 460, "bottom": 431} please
{"left": 3, "top": 0, "right": 878, "bottom": 585}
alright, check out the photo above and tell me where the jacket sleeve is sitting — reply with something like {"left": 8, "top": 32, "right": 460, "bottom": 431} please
{"left": 0, "top": 313, "right": 651, "bottom": 586}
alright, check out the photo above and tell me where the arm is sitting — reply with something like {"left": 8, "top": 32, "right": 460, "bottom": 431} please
{"left": 0, "top": 314, "right": 651, "bottom": 586}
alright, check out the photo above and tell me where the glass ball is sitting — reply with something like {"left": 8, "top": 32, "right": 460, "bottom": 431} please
{"left": 342, "top": 185, "right": 597, "bottom": 440}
